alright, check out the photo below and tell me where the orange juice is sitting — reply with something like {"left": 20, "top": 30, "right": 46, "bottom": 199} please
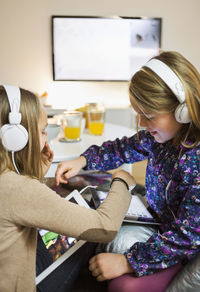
{"left": 64, "top": 127, "right": 81, "bottom": 140}
{"left": 89, "top": 122, "right": 104, "bottom": 135}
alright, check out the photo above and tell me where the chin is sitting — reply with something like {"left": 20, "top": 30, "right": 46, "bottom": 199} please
{"left": 155, "top": 139, "right": 163, "bottom": 143}
{"left": 154, "top": 136, "right": 166, "bottom": 143}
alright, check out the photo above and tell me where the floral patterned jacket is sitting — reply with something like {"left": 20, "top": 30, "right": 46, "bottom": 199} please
{"left": 81, "top": 130, "right": 200, "bottom": 276}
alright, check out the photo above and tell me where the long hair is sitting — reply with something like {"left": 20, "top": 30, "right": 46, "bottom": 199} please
{"left": 0, "top": 86, "right": 43, "bottom": 178}
{"left": 129, "top": 51, "right": 200, "bottom": 148}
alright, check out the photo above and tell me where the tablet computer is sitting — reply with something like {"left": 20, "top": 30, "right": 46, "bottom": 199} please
{"left": 82, "top": 187, "right": 161, "bottom": 226}
{"left": 60, "top": 171, "right": 161, "bottom": 226}
{"left": 61, "top": 170, "right": 112, "bottom": 192}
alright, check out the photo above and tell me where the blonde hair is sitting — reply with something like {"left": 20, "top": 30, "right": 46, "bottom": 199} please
{"left": 129, "top": 51, "right": 200, "bottom": 148}
{"left": 0, "top": 86, "right": 43, "bottom": 178}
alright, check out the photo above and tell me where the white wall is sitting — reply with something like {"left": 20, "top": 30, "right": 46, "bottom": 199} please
{"left": 0, "top": 0, "right": 200, "bottom": 109}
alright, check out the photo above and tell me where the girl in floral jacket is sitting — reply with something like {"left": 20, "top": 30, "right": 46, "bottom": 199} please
{"left": 56, "top": 51, "right": 200, "bottom": 292}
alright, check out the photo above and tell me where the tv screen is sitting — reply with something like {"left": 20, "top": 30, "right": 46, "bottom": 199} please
{"left": 52, "top": 16, "right": 162, "bottom": 81}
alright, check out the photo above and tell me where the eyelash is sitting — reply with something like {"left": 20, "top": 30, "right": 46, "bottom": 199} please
{"left": 146, "top": 116, "right": 154, "bottom": 121}
{"left": 138, "top": 114, "right": 154, "bottom": 121}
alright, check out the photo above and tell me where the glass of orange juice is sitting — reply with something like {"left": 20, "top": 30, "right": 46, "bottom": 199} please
{"left": 63, "top": 111, "right": 82, "bottom": 142}
{"left": 88, "top": 105, "right": 105, "bottom": 136}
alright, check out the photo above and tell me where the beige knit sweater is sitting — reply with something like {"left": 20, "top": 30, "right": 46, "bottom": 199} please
{"left": 0, "top": 171, "right": 131, "bottom": 292}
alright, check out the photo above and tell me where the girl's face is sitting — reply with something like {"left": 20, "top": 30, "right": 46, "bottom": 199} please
{"left": 130, "top": 97, "right": 182, "bottom": 143}
{"left": 38, "top": 106, "right": 48, "bottom": 151}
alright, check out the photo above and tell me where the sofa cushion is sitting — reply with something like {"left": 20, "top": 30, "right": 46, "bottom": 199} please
{"left": 166, "top": 253, "right": 200, "bottom": 292}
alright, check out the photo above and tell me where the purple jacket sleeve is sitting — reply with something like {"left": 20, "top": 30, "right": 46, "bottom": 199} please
{"left": 81, "top": 131, "right": 153, "bottom": 171}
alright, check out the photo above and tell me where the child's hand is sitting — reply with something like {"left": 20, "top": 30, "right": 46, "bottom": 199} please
{"left": 112, "top": 169, "right": 136, "bottom": 189}
{"left": 89, "top": 253, "right": 133, "bottom": 281}
{"left": 55, "top": 156, "right": 87, "bottom": 186}
{"left": 41, "top": 142, "right": 54, "bottom": 176}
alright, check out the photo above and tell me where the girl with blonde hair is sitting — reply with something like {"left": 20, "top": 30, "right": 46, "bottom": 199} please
{"left": 56, "top": 51, "right": 200, "bottom": 292}
{"left": 0, "top": 85, "right": 134, "bottom": 292}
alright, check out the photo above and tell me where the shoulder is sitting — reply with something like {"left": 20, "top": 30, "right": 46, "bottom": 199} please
{"left": 180, "top": 146, "right": 200, "bottom": 166}
{"left": 0, "top": 170, "right": 41, "bottom": 187}
{"left": 0, "top": 170, "right": 27, "bottom": 189}
{"left": 0, "top": 171, "right": 55, "bottom": 199}
{"left": 179, "top": 146, "right": 200, "bottom": 183}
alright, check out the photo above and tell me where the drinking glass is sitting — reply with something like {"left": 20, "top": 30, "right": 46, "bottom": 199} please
{"left": 88, "top": 105, "right": 105, "bottom": 136}
{"left": 63, "top": 111, "right": 82, "bottom": 142}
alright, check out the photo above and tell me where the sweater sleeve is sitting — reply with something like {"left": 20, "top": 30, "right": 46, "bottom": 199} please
{"left": 81, "top": 130, "right": 154, "bottom": 171}
{"left": 124, "top": 151, "right": 200, "bottom": 277}
{"left": 8, "top": 174, "right": 131, "bottom": 243}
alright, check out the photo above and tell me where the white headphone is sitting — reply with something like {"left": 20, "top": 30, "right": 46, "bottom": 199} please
{"left": 0, "top": 85, "right": 28, "bottom": 152}
{"left": 144, "top": 59, "right": 191, "bottom": 124}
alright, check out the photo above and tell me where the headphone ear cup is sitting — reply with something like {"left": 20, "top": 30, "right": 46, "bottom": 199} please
{"left": 0, "top": 124, "right": 28, "bottom": 152}
{"left": 175, "top": 103, "right": 191, "bottom": 124}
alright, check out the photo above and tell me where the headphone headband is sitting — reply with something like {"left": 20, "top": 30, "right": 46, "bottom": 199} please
{"left": 3, "top": 85, "right": 21, "bottom": 112}
{"left": 144, "top": 59, "right": 185, "bottom": 104}
{"left": 3, "top": 85, "right": 22, "bottom": 124}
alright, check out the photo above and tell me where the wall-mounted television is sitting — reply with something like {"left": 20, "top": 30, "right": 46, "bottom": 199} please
{"left": 52, "top": 16, "right": 162, "bottom": 81}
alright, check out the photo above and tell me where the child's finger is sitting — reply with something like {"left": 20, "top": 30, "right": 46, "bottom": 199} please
{"left": 43, "top": 142, "right": 50, "bottom": 152}
{"left": 55, "top": 163, "right": 68, "bottom": 185}
{"left": 58, "top": 175, "right": 68, "bottom": 185}
{"left": 48, "top": 149, "right": 54, "bottom": 160}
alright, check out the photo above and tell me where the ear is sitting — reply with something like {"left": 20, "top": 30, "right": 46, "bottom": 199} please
{"left": 0, "top": 124, "right": 28, "bottom": 151}
{"left": 175, "top": 103, "right": 191, "bottom": 124}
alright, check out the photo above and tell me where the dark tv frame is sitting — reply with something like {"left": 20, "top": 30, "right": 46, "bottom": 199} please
{"left": 52, "top": 16, "right": 162, "bottom": 81}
